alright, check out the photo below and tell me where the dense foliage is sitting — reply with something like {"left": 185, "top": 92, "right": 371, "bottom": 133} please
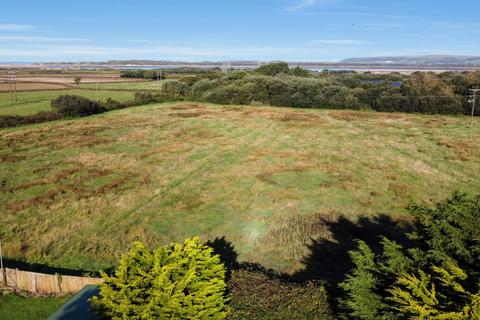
{"left": 338, "top": 193, "right": 480, "bottom": 319}
{"left": 120, "top": 70, "right": 165, "bottom": 80}
{"left": 0, "top": 111, "right": 62, "bottom": 128}
{"left": 227, "top": 269, "right": 334, "bottom": 320}
{"left": 51, "top": 95, "right": 106, "bottom": 117}
{"left": 184, "top": 63, "right": 480, "bottom": 115}
{"left": 91, "top": 237, "right": 228, "bottom": 320}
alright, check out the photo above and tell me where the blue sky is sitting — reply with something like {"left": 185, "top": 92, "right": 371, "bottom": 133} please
{"left": 1, "top": 0, "right": 480, "bottom": 62}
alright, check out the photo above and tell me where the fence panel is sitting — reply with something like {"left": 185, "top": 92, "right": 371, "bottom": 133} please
{"left": 2, "top": 268, "right": 102, "bottom": 294}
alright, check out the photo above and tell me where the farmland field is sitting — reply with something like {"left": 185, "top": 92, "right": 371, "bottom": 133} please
{"left": 80, "top": 80, "right": 165, "bottom": 91}
{"left": 1, "top": 102, "right": 479, "bottom": 273}
{"left": 0, "top": 89, "right": 136, "bottom": 116}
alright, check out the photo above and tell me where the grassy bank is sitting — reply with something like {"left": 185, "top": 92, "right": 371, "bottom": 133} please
{"left": 1, "top": 102, "right": 479, "bottom": 272}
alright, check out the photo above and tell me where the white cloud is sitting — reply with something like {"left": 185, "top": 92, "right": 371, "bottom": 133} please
{"left": 0, "top": 24, "right": 34, "bottom": 31}
{"left": 285, "top": 0, "right": 335, "bottom": 12}
{"left": 0, "top": 36, "right": 91, "bottom": 42}
{"left": 313, "top": 39, "right": 371, "bottom": 45}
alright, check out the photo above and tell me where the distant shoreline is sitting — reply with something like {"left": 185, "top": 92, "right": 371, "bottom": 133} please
{"left": 1, "top": 62, "right": 479, "bottom": 74}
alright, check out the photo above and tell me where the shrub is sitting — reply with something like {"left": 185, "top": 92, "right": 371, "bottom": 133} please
{"left": 134, "top": 91, "right": 158, "bottom": 105}
{"left": 0, "top": 111, "right": 63, "bottom": 128}
{"left": 291, "top": 66, "right": 311, "bottom": 77}
{"left": 159, "top": 80, "right": 187, "bottom": 100}
{"left": 51, "top": 95, "right": 106, "bottom": 117}
{"left": 101, "top": 98, "right": 126, "bottom": 111}
{"left": 91, "top": 237, "right": 228, "bottom": 320}
{"left": 228, "top": 269, "right": 335, "bottom": 320}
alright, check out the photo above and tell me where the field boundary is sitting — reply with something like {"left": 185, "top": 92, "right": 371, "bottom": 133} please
{"left": 0, "top": 267, "right": 102, "bottom": 294}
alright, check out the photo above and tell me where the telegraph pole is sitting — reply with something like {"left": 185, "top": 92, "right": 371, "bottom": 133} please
{"left": 468, "top": 89, "right": 480, "bottom": 118}
{"left": 7, "top": 71, "right": 17, "bottom": 102}
{"left": 96, "top": 81, "right": 99, "bottom": 102}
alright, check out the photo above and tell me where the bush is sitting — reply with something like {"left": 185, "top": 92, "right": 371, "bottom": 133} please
{"left": 0, "top": 111, "right": 63, "bottom": 128}
{"left": 51, "top": 95, "right": 106, "bottom": 117}
{"left": 101, "top": 98, "right": 126, "bottom": 111}
{"left": 159, "top": 80, "right": 187, "bottom": 100}
{"left": 134, "top": 91, "right": 158, "bottom": 105}
{"left": 228, "top": 269, "right": 335, "bottom": 320}
{"left": 91, "top": 237, "right": 228, "bottom": 320}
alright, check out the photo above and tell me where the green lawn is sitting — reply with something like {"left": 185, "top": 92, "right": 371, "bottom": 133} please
{"left": 1, "top": 102, "right": 479, "bottom": 273}
{"left": 0, "top": 89, "right": 136, "bottom": 116}
{"left": 0, "top": 293, "right": 70, "bottom": 320}
{"left": 80, "top": 80, "right": 165, "bottom": 91}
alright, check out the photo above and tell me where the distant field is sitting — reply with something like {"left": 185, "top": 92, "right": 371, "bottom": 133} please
{"left": 0, "top": 82, "right": 71, "bottom": 92}
{"left": 1, "top": 103, "right": 479, "bottom": 273}
{"left": 80, "top": 80, "right": 164, "bottom": 91}
{"left": 0, "top": 89, "right": 136, "bottom": 116}
{"left": 0, "top": 293, "right": 69, "bottom": 320}
{"left": 0, "top": 72, "right": 144, "bottom": 92}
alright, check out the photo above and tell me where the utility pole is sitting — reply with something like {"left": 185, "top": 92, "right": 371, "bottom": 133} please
{"left": 96, "top": 81, "right": 99, "bottom": 102}
{"left": 468, "top": 89, "right": 480, "bottom": 118}
{"left": 221, "top": 61, "right": 230, "bottom": 75}
{"left": 7, "top": 71, "right": 17, "bottom": 102}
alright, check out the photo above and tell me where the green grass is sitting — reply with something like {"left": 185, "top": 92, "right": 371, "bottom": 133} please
{"left": 1, "top": 102, "right": 480, "bottom": 273}
{"left": 80, "top": 80, "right": 165, "bottom": 91}
{"left": 0, "top": 293, "right": 70, "bottom": 320}
{"left": 0, "top": 89, "right": 136, "bottom": 116}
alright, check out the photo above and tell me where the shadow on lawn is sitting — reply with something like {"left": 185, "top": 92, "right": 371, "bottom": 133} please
{"left": 2, "top": 258, "right": 104, "bottom": 277}
{"left": 209, "top": 213, "right": 412, "bottom": 293}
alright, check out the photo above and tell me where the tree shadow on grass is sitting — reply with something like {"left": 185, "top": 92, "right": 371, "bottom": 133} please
{"left": 295, "top": 214, "right": 412, "bottom": 288}
{"left": 207, "top": 213, "right": 412, "bottom": 298}
{"left": 2, "top": 258, "right": 105, "bottom": 277}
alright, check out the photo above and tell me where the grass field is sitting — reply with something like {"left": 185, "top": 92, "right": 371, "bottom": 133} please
{"left": 1, "top": 102, "right": 479, "bottom": 273}
{"left": 80, "top": 80, "right": 164, "bottom": 91}
{"left": 0, "top": 82, "right": 71, "bottom": 92}
{"left": 0, "top": 293, "right": 70, "bottom": 320}
{"left": 0, "top": 89, "right": 136, "bottom": 116}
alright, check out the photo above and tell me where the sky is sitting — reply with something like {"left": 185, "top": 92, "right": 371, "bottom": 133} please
{"left": 1, "top": 0, "right": 480, "bottom": 62}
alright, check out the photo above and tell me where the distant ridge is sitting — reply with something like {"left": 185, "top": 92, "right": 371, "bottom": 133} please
{"left": 340, "top": 55, "right": 480, "bottom": 65}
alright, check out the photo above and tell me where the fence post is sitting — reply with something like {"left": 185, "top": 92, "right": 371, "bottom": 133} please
{"left": 32, "top": 274, "right": 37, "bottom": 294}
{"left": 15, "top": 268, "right": 19, "bottom": 292}
{"left": 55, "top": 273, "right": 62, "bottom": 293}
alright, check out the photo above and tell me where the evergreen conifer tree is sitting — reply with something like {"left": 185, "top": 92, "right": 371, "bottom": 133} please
{"left": 91, "top": 237, "right": 228, "bottom": 320}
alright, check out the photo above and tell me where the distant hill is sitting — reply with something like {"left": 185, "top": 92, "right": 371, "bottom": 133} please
{"left": 340, "top": 55, "right": 480, "bottom": 65}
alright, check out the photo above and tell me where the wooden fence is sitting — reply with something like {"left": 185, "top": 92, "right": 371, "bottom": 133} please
{"left": 1, "top": 267, "right": 102, "bottom": 294}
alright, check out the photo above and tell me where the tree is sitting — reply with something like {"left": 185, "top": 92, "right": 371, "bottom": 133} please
{"left": 338, "top": 241, "right": 395, "bottom": 320}
{"left": 338, "top": 193, "right": 480, "bottom": 320}
{"left": 291, "top": 66, "right": 311, "bottom": 77}
{"left": 74, "top": 76, "right": 81, "bottom": 87}
{"left": 91, "top": 237, "right": 228, "bottom": 320}
{"left": 389, "top": 263, "right": 480, "bottom": 319}
{"left": 255, "top": 62, "right": 291, "bottom": 76}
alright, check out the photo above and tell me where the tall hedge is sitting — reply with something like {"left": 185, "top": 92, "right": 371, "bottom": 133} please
{"left": 91, "top": 237, "right": 228, "bottom": 320}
